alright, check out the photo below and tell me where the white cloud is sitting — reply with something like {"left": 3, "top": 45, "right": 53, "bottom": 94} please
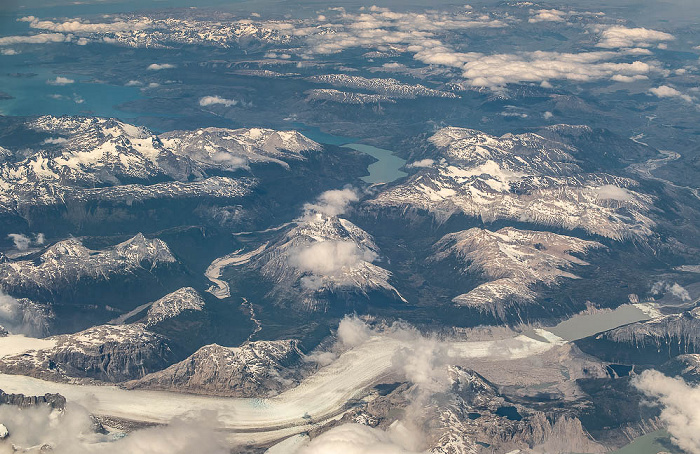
{"left": 46, "top": 76, "right": 75, "bottom": 85}
{"left": 456, "top": 50, "right": 659, "bottom": 89}
{"left": 406, "top": 159, "right": 434, "bottom": 168}
{"left": 302, "top": 8, "right": 505, "bottom": 57}
{"left": 651, "top": 281, "right": 691, "bottom": 301}
{"left": 593, "top": 185, "right": 634, "bottom": 201}
{"left": 295, "top": 423, "right": 422, "bottom": 454}
{"left": 147, "top": 63, "right": 176, "bottom": 71}
{"left": 303, "top": 316, "right": 374, "bottom": 364}
{"left": 528, "top": 9, "right": 567, "bottom": 23}
{"left": 292, "top": 317, "right": 456, "bottom": 453}
{"left": 336, "top": 315, "right": 373, "bottom": 348}
{"left": 303, "top": 188, "right": 359, "bottom": 217}
{"left": 1, "top": 49, "right": 18, "bottom": 55}
{"left": 289, "top": 240, "right": 377, "bottom": 277}
{"left": 42, "top": 137, "right": 68, "bottom": 145}
{"left": 0, "top": 403, "right": 229, "bottom": 454}
{"left": 21, "top": 16, "right": 153, "bottom": 34}
{"left": 0, "top": 290, "right": 50, "bottom": 337}
{"left": 611, "top": 74, "right": 648, "bottom": 83}
{"left": 391, "top": 328, "right": 452, "bottom": 394}
{"left": 291, "top": 7, "right": 667, "bottom": 91}
{"left": 198, "top": 95, "right": 239, "bottom": 108}
{"left": 7, "top": 233, "right": 31, "bottom": 251}
{"left": 0, "top": 33, "right": 69, "bottom": 46}
{"left": 6, "top": 232, "right": 46, "bottom": 251}
{"left": 543, "top": 111, "right": 554, "bottom": 119}
{"left": 668, "top": 283, "right": 691, "bottom": 301}
{"left": 634, "top": 370, "right": 700, "bottom": 454}
{"left": 649, "top": 85, "right": 694, "bottom": 103}
{"left": 596, "top": 25, "right": 675, "bottom": 49}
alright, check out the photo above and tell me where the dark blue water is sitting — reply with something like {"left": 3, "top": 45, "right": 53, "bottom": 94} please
{"left": 495, "top": 406, "right": 522, "bottom": 421}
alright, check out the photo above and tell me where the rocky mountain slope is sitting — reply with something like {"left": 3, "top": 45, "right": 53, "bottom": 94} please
{"left": 126, "top": 339, "right": 304, "bottom": 397}
{"left": 0, "top": 116, "right": 327, "bottom": 237}
{"left": 431, "top": 227, "right": 602, "bottom": 320}
{"left": 0, "top": 233, "right": 177, "bottom": 299}
{"left": 0, "top": 323, "right": 176, "bottom": 382}
{"left": 577, "top": 307, "right": 700, "bottom": 364}
{"left": 144, "top": 287, "right": 205, "bottom": 328}
{"left": 159, "top": 127, "right": 322, "bottom": 170}
{"left": 328, "top": 366, "right": 604, "bottom": 454}
{"left": 660, "top": 353, "right": 700, "bottom": 384}
{"left": 217, "top": 213, "right": 405, "bottom": 311}
{"left": 367, "top": 126, "right": 655, "bottom": 241}
{"left": 0, "top": 389, "right": 66, "bottom": 410}
{"left": 2, "top": 116, "right": 322, "bottom": 187}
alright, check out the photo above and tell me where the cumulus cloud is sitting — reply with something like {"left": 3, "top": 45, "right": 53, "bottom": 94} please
{"left": 296, "top": 423, "right": 422, "bottom": 454}
{"left": 294, "top": 316, "right": 455, "bottom": 453}
{"left": 405, "top": 45, "right": 662, "bottom": 89}
{"left": 593, "top": 185, "right": 634, "bottom": 201}
{"left": 21, "top": 16, "right": 152, "bottom": 34}
{"left": 455, "top": 50, "right": 659, "bottom": 89}
{"left": 303, "top": 187, "right": 360, "bottom": 217}
{"left": 0, "top": 290, "right": 51, "bottom": 337}
{"left": 290, "top": 240, "right": 378, "bottom": 276}
{"left": 301, "top": 7, "right": 505, "bottom": 57}
{"left": 287, "top": 7, "right": 665, "bottom": 91}
{"left": 528, "top": 9, "right": 567, "bottom": 23}
{"left": 634, "top": 370, "right": 700, "bottom": 454}
{"left": 289, "top": 188, "right": 376, "bottom": 289}
{"left": 392, "top": 331, "right": 452, "bottom": 394}
{"left": 336, "top": 315, "right": 373, "bottom": 348}
{"left": 649, "top": 85, "right": 694, "bottom": 103}
{"left": 596, "top": 25, "right": 675, "bottom": 49}
{"left": 7, "top": 233, "right": 31, "bottom": 250}
{"left": 0, "top": 404, "right": 229, "bottom": 454}
{"left": 42, "top": 137, "right": 69, "bottom": 145}
{"left": 327, "top": 317, "right": 456, "bottom": 392}
{"left": 199, "top": 95, "right": 239, "bottom": 107}
{"left": 651, "top": 281, "right": 691, "bottom": 301}
{"left": 406, "top": 159, "right": 434, "bottom": 169}
{"left": 1, "top": 49, "right": 18, "bottom": 55}
{"left": 6, "top": 233, "right": 46, "bottom": 251}
{"left": 46, "top": 76, "right": 75, "bottom": 85}
{"left": 304, "top": 316, "right": 375, "bottom": 365}
{"left": 0, "top": 33, "right": 69, "bottom": 45}
{"left": 611, "top": 74, "right": 648, "bottom": 83}
{"left": 147, "top": 63, "right": 175, "bottom": 71}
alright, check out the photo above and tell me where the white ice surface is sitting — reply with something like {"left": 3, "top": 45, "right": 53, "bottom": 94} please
{"left": 0, "top": 335, "right": 56, "bottom": 359}
{"left": 0, "top": 332, "right": 563, "bottom": 445}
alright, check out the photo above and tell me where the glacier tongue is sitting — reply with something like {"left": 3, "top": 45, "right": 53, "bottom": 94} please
{"left": 205, "top": 212, "right": 405, "bottom": 311}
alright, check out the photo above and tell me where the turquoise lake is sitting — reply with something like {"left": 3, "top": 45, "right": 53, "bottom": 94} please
{"left": 290, "top": 123, "right": 408, "bottom": 184}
